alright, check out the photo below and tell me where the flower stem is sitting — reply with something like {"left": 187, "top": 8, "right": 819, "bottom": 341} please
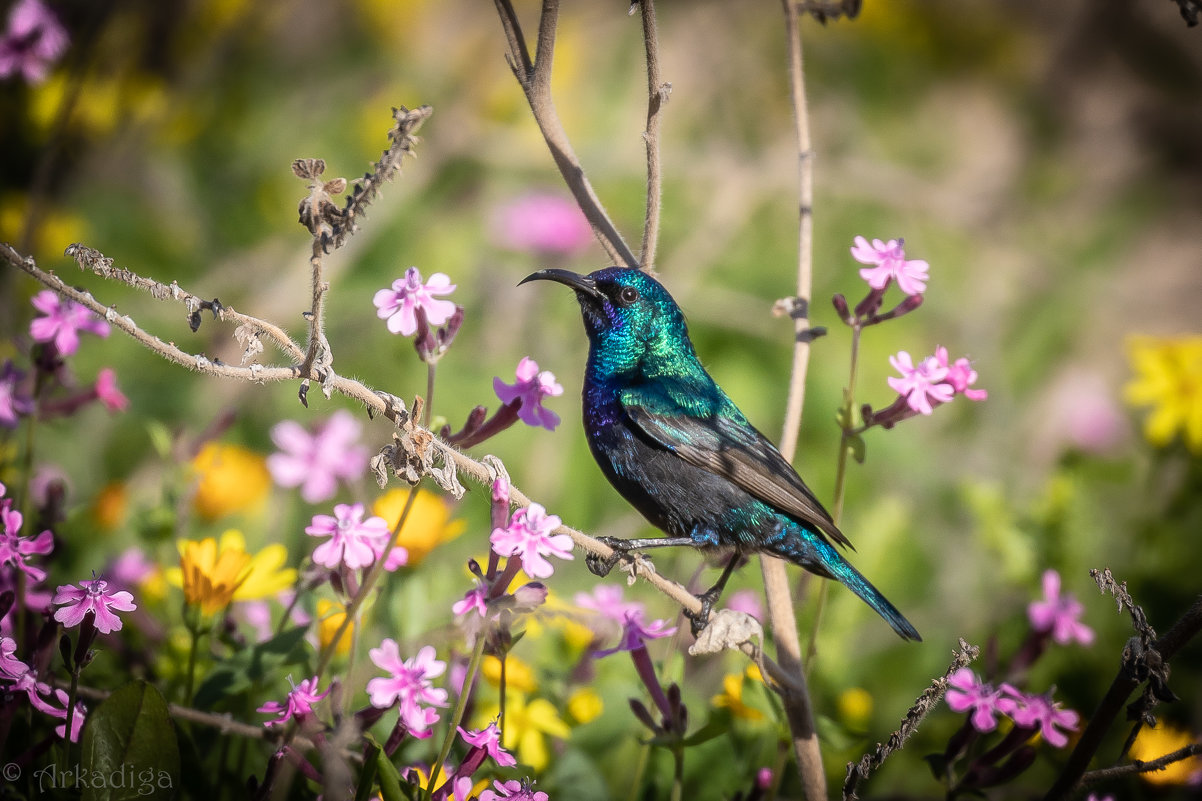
{"left": 184, "top": 603, "right": 202, "bottom": 705}
{"left": 425, "top": 362, "right": 436, "bottom": 427}
{"left": 424, "top": 633, "right": 487, "bottom": 801}
{"left": 315, "top": 487, "right": 418, "bottom": 680}
{"left": 64, "top": 664, "right": 81, "bottom": 757}
{"left": 805, "top": 323, "right": 862, "bottom": 668}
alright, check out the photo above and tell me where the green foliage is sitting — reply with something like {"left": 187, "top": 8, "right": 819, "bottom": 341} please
{"left": 80, "top": 681, "right": 180, "bottom": 801}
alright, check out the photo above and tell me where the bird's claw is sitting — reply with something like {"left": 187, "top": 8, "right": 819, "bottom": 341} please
{"left": 684, "top": 588, "right": 722, "bottom": 637}
{"left": 586, "top": 536, "right": 631, "bottom": 578}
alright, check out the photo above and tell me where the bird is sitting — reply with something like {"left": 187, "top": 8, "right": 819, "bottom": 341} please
{"left": 520, "top": 266, "right": 921, "bottom": 641}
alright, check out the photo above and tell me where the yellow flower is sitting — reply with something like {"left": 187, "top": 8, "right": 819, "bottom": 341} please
{"left": 838, "top": 687, "right": 874, "bottom": 731}
{"left": 472, "top": 693, "right": 570, "bottom": 772}
{"left": 372, "top": 488, "right": 466, "bottom": 565}
{"left": 171, "top": 535, "right": 252, "bottom": 615}
{"left": 191, "top": 442, "right": 272, "bottom": 520}
{"left": 482, "top": 654, "right": 537, "bottom": 694}
{"left": 712, "top": 671, "right": 765, "bottom": 722}
{"left": 222, "top": 530, "right": 295, "bottom": 601}
{"left": 567, "top": 687, "right": 603, "bottom": 725}
{"left": 1124, "top": 335, "right": 1202, "bottom": 453}
{"left": 91, "top": 481, "right": 128, "bottom": 531}
{"left": 1129, "top": 722, "right": 1202, "bottom": 786}
{"left": 168, "top": 530, "right": 295, "bottom": 614}
{"left": 317, "top": 599, "right": 354, "bottom": 656}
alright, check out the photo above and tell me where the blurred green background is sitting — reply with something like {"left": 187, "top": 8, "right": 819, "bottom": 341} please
{"left": 2, "top": 0, "right": 1201, "bottom": 796}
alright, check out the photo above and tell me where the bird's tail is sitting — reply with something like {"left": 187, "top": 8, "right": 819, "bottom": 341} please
{"left": 767, "top": 526, "right": 921, "bottom": 642}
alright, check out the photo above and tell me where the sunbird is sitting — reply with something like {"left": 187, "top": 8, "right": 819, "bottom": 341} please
{"left": 521, "top": 266, "right": 920, "bottom": 641}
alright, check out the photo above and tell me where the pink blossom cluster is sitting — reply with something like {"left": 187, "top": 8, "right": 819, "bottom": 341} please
{"left": 888, "top": 345, "right": 988, "bottom": 416}
{"left": 489, "top": 501, "right": 573, "bottom": 579}
{"left": 0, "top": 636, "right": 86, "bottom": 741}
{"left": 946, "top": 668, "right": 1079, "bottom": 747}
{"left": 0, "top": 0, "right": 67, "bottom": 84}
{"left": 267, "top": 410, "right": 369, "bottom": 503}
{"left": 257, "top": 676, "right": 332, "bottom": 728}
{"left": 494, "top": 357, "right": 564, "bottom": 431}
{"left": 306, "top": 502, "right": 407, "bottom": 572}
{"left": 366, "top": 641, "right": 448, "bottom": 738}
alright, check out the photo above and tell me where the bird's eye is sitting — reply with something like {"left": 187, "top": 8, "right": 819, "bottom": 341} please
{"left": 617, "top": 285, "right": 640, "bottom": 306}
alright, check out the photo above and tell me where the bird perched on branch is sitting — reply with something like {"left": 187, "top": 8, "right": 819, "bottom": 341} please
{"left": 521, "top": 266, "right": 920, "bottom": 641}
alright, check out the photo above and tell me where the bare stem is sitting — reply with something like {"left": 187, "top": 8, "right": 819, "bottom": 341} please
{"left": 491, "top": 0, "right": 639, "bottom": 269}
{"left": 759, "top": 2, "right": 825, "bottom": 799}
{"left": 639, "top": 0, "right": 667, "bottom": 271}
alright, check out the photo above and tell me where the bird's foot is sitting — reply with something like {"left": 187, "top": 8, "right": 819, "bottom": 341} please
{"left": 586, "top": 536, "right": 634, "bottom": 578}
{"left": 683, "top": 587, "right": 723, "bottom": 637}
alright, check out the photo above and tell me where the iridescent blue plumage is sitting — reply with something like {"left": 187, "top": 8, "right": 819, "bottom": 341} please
{"left": 521, "top": 266, "right": 920, "bottom": 641}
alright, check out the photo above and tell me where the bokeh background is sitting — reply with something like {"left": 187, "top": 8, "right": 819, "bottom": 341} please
{"left": 2, "top": 0, "right": 1201, "bottom": 797}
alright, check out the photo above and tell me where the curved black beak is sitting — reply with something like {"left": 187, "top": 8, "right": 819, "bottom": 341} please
{"left": 519, "top": 268, "right": 602, "bottom": 299}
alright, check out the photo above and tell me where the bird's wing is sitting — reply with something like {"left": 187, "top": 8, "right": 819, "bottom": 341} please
{"left": 619, "top": 380, "right": 853, "bottom": 550}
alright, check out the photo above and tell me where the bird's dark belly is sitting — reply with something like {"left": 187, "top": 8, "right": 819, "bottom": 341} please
{"left": 585, "top": 414, "right": 776, "bottom": 549}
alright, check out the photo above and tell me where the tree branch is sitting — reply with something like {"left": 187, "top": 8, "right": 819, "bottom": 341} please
{"left": 490, "top": 0, "right": 639, "bottom": 269}
{"left": 638, "top": 0, "right": 668, "bottom": 271}
{"left": 1043, "top": 576, "right": 1202, "bottom": 801}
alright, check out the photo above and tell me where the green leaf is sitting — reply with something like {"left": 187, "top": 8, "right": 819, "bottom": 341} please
{"left": 679, "top": 713, "right": 730, "bottom": 747}
{"left": 80, "top": 680, "right": 180, "bottom": 801}
{"left": 355, "top": 741, "right": 381, "bottom": 801}
{"left": 193, "top": 626, "right": 309, "bottom": 708}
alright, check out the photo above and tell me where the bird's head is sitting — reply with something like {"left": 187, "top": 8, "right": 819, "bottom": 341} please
{"left": 520, "top": 267, "right": 692, "bottom": 366}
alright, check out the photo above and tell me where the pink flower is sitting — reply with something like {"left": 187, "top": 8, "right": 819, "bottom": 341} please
{"left": 998, "top": 686, "right": 1079, "bottom": 748}
{"left": 0, "top": 360, "right": 33, "bottom": 428}
{"left": 1028, "top": 570, "right": 1094, "bottom": 646}
{"left": 28, "top": 290, "right": 109, "bottom": 356}
{"left": 257, "top": 676, "right": 331, "bottom": 727}
{"left": 106, "top": 547, "right": 156, "bottom": 591}
{"left": 491, "top": 192, "right": 593, "bottom": 256}
{"left": 366, "top": 641, "right": 448, "bottom": 737}
{"left": 93, "top": 368, "right": 129, "bottom": 412}
{"left": 3, "top": 668, "right": 85, "bottom": 741}
{"left": 489, "top": 503, "right": 573, "bottom": 579}
{"left": 0, "top": 636, "right": 29, "bottom": 678}
{"left": 888, "top": 351, "right": 954, "bottom": 415}
{"left": 305, "top": 503, "right": 404, "bottom": 570}
{"left": 946, "top": 668, "right": 1005, "bottom": 733}
{"left": 452, "top": 583, "right": 488, "bottom": 618}
{"left": 480, "top": 779, "right": 550, "bottom": 801}
{"left": 373, "top": 267, "right": 458, "bottom": 337}
{"left": 493, "top": 357, "right": 563, "bottom": 430}
{"left": 0, "top": 501, "right": 54, "bottom": 582}
{"left": 934, "top": 347, "right": 988, "bottom": 401}
{"left": 594, "top": 612, "right": 677, "bottom": 657}
{"left": 575, "top": 585, "right": 645, "bottom": 625}
{"left": 850, "top": 236, "right": 929, "bottom": 297}
{"left": 0, "top": 0, "right": 68, "bottom": 84}
{"left": 267, "top": 410, "right": 369, "bottom": 503}
{"left": 726, "top": 589, "right": 764, "bottom": 622}
{"left": 52, "top": 578, "right": 136, "bottom": 634}
{"left": 458, "top": 720, "right": 517, "bottom": 767}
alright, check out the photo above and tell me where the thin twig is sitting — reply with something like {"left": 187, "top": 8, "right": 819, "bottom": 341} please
{"left": 843, "top": 639, "right": 980, "bottom": 800}
{"left": 491, "top": 0, "right": 639, "bottom": 269}
{"left": 1082, "top": 743, "right": 1202, "bottom": 785}
{"left": 638, "top": 0, "right": 668, "bottom": 271}
{"left": 758, "top": 2, "right": 825, "bottom": 799}
{"left": 1043, "top": 582, "right": 1202, "bottom": 801}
